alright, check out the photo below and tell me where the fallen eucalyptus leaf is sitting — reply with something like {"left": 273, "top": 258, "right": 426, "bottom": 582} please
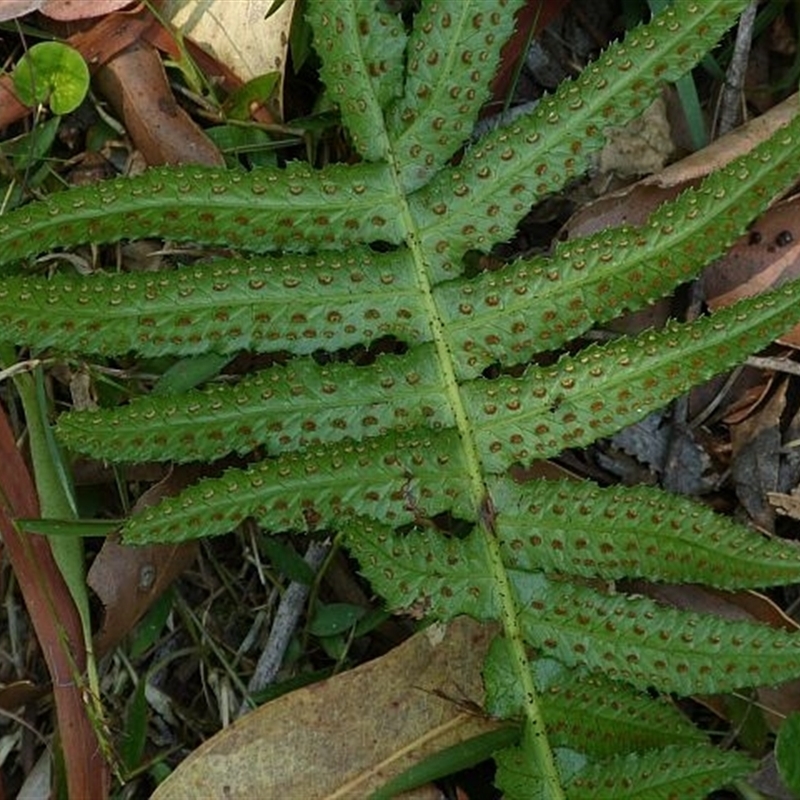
{"left": 151, "top": 616, "right": 501, "bottom": 799}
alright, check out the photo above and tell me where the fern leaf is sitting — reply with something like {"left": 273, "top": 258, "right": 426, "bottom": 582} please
{"left": 543, "top": 680, "right": 705, "bottom": 759}
{"left": 0, "top": 0, "right": 794, "bottom": 794}
{"left": 6, "top": 102, "right": 800, "bottom": 366}
{"left": 0, "top": 1, "right": 748, "bottom": 285}
{"left": 308, "top": 0, "right": 407, "bottom": 162}
{"left": 438, "top": 112, "right": 800, "bottom": 373}
{"left": 412, "top": 0, "right": 751, "bottom": 277}
{"left": 0, "top": 248, "right": 426, "bottom": 357}
{"left": 494, "top": 735, "right": 588, "bottom": 800}
{"left": 560, "top": 744, "right": 754, "bottom": 800}
{"left": 122, "top": 430, "right": 472, "bottom": 544}
{"left": 56, "top": 346, "right": 451, "bottom": 463}
{"left": 490, "top": 478, "right": 800, "bottom": 588}
{"left": 470, "top": 280, "right": 800, "bottom": 470}
{"left": 384, "top": 0, "right": 524, "bottom": 190}
{"left": 347, "top": 517, "right": 497, "bottom": 620}
{"left": 54, "top": 206, "right": 800, "bottom": 468}
{"left": 493, "top": 738, "right": 753, "bottom": 799}
{"left": 484, "top": 642, "right": 706, "bottom": 757}
{"left": 0, "top": 162, "right": 402, "bottom": 271}
{"left": 351, "top": 521, "right": 800, "bottom": 694}
{"left": 517, "top": 578, "right": 800, "bottom": 695}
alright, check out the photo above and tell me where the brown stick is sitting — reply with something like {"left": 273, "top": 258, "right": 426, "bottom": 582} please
{"left": 0, "top": 405, "right": 111, "bottom": 799}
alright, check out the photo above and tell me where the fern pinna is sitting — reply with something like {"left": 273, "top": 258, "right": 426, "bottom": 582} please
{"left": 2, "top": 1, "right": 800, "bottom": 796}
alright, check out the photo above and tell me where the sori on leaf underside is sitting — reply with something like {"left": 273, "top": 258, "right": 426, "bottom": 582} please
{"left": 2, "top": 0, "right": 800, "bottom": 797}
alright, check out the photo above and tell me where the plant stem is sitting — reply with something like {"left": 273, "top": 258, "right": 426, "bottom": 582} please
{"left": 1, "top": 346, "right": 102, "bottom": 722}
{"left": 389, "top": 148, "right": 566, "bottom": 797}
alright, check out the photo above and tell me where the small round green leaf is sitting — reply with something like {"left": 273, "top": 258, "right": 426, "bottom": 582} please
{"left": 13, "top": 42, "right": 90, "bottom": 114}
{"left": 776, "top": 712, "right": 800, "bottom": 794}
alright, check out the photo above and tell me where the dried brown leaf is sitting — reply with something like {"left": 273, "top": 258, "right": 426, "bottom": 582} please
{"left": 90, "top": 465, "right": 201, "bottom": 656}
{"left": 563, "top": 94, "right": 799, "bottom": 236}
{"left": 729, "top": 379, "right": 788, "bottom": 531}
{"left": 151, "top": 616, "right": 501, "bottom": 800}
{"left": 703, "top": 196, "right": 800, "bottom": 347}
{"left": 41, "top": 0, "right": 136, "bottom": 21}
{"left": 93, "top": 41, "right": 224, "bottom": 167}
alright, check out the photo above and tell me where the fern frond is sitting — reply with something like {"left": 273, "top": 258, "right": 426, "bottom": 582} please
{"left": 412, "top": 0, "right": 751, "bottom": 277}
{"left": 485, "top": 644, "right": 706, "bottom": 756}
{"left": 470, "top": 280, "right": 800, "bottom": 469}
{"left": 122, "top": 430, "right": 472, "bottom": 544}
{"left": 439, "top": 113, "right": 800, "bottom": 373}
{"left": 0, "top": 162, "right": 402, "bottom": 271}
{"left": 491, "top": 478, "right": 800, "bottom": 588}
{"left": 54, "top": 232, "right": 800, "bottom": 470}
{"left": 350, "top": 520, "right": 800, "bottom": 694}
{"left": 517, "top": 580, "right": 800, "bottom": 694}
{"left": 384, "top": 0, "right": 524, "bottom": 190}
{"left": 56, "top": 346, "right": 451, "bottom": 462}
{"left": 309, "top": 0, "right": 408, "bottom": 162}
{"left": 0, "top": 249, "right": 425, "bottom": 357}
{"left": 6, "top": 104, "right": 800, "bottom": 368}
{"left": 1, "top": 0, "right": 795, "bottom": 795}
{"left": 0, "top": 1, "right": 747, "bottom": 283}
{"left": 523, "top": 743, "right": 752, "bottom": 800}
